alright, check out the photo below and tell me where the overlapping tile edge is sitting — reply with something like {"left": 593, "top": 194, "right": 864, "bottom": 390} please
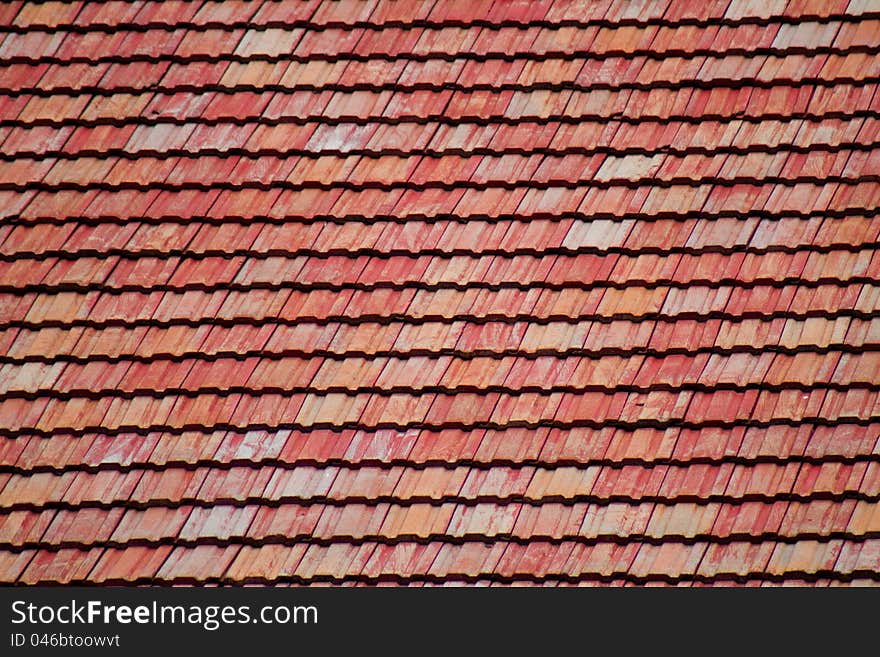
{"left": 0, "top": 0, "right": 879, "bottom": 586}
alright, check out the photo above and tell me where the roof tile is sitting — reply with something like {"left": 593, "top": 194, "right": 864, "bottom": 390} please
{"left": 1, "top": 0, "right": 878, "bottom": 586}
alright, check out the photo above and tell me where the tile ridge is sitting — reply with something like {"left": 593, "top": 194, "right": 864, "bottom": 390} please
{"left": 21, "top": 569, "right": 880, "bottom": 586}
{"left": 10, "top": 207, "right": 878, "bottom": 227}
{"left": 6, "top": 108, "right": 877, "bottom": 131}
{"left": 6, "top": 380, "right": 876, "bottom": 404}
{"left": 4, "top": 307, "right": 878, "bottom": 333}
{"left": 5, "top": 140, "right": 876, "bottom": 162}
{"left": 5, "top": 241, "right": 876, "bottom": 261}
{"left": 4, "top": 11, "right": 877, "bottom": 35}
{"left": 6, "top": 530, "right": 878, "bottom": 556}
{"left": 10, "top": 74, "right": 880, "bottom": 98}
{"left": 4, "top": 42, "right": 876, "bottom": 68}
{"left": 6, "top": 274, "right": 879, "bottom": 298}
{"left": 6, "top": 490, "right": 879, "bottom": 514}
{"left": 3, "top": 415, "right": 878, "bottom": 441}
{"left": 7, "top": 452, "right": 880, "bottom": 478}
{"left": 4, "top": 342, "right": 877, "bottom": 368}
{"left": 3, "top": 172, "right": 878, "bottom": 195}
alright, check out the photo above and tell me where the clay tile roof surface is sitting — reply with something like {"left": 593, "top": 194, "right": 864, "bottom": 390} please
{"left": 0, "top": 0, "right": 879, "bottom": 587}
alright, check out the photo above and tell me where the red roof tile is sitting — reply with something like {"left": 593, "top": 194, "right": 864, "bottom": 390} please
{"left": 1, "top": 0, "right": 879, "bottom": 586}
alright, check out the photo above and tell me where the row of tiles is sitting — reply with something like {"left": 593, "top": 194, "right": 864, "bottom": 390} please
{"left": 4, "top": 247, "right": 879, "bottom": 288}
{"left": 2, "top": 316, "right": 871, "bottom": 363}
{"left": 1, "top": 0, "right": 872, "bottom": 584}
{"left": 6, "top": 49, "right": 878, "bottom": 95}
{"left": 3, "top": 116, "right": 877, "bottom": 158}
{"left": 3, "top": 282, "right": 877, "bottom": 325}
{"left": 4, "top": 19, "right": 874, "bottom": 60}
{"left": 3, "top": 148, "right": 878, "bottom": 188}
{"left": 2, "top": 0, "right": 860, "bottom": 30}
{"left": 3, "top": 536, "right": 879, "bottom": 583}
{"left": 3, "top": 251, "right": 878, "bottom": 293}
{"left": 2, "top": 387, "right": 878, "bottom": 433}
{"left": 6, "top": 82, "right": 879, "bottom": 127}
{"left": 2, "top": 457, "right": 877, "bottom": 507}
{"left": 7, "top": 180, "right": 878, "bottom": 221}
{"left": 3, "top": 498, "right": 878, "bottom": 547}
{"left": 5, "top": 424, "right": 878, "bottom": 470}
{"left": 6, "top": 215, "right": 875, "bottom": 254}
{"left": 2, "top": 350, "right": 877, "bottom": 395}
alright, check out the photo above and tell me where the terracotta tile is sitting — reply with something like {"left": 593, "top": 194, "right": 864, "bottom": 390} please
{"left": 379, "top": 502, "right": 455, "bottom": 538}
{"left": 19, "top": 548, "right": 104, "bottom": 584}
{"left": 766, "top": 539, "right": 845, "bottom": 575}
{"left": 243, "top": 502, "right": 316, "bottom": 540}
{"left": 156, "top": 545, "right": 241, "bottom": 581}
{"left": 2, "top": 0, "right": 879, "bottom": 588}
{"left": 697, "top": 541, "right": 775, "bottom": 577}
{"left": 312, "top": 502, "right": 390, "bottom": 538}
{"left": 226, "top": 544, "right": 309, "bottom": 581}
{"left": 128, "top": 2, "right": 200, "bottom": 25}
{"left": 360, "top": 541, "right": 441, "bottom": 579}
{"left": 111, "top": 506, "right": 191, "bottom": 543}
{"left": 178, "top": 505, "right": 258, "bottom": 541}
{"left": 834, "top": 540, "right": 880, "bottom": 576}
{"left": 0, "top": 470, "right": 75, "bottom": 506}
{"left": 41, "top": 506, "right": 124, "bottom": 544}
{"left": 0, "top": 549, "right": 37, "bottom": 583}
{"left": 0, "top": 509, "right": 54, "bottom": 546}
